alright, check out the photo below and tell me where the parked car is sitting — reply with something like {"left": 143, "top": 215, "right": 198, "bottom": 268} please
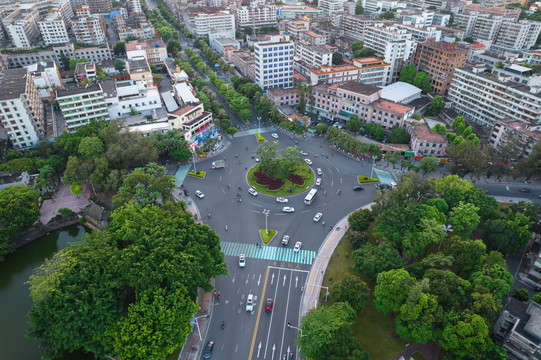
{"left": 294, "top": 241, "right": 302, "bottom": 253}
{"left": 265, "top": 298, "right": 274, "bottom": 312}
{"left": 305, "top": 158, "right": 313, "bottom": 165}
{"left": 239, "top": 254, "right": 245, "bottom": 268}
{"left": 248, "top": 188, "right": 258, "bottom": 196}
{"left": 246, "top": 294, "right": 254, "bottom": 312}
{"left": 195, "top": 190, "right": 204, "bottom": 198}
{"left": 313, "top": 213, "right": 323, "bottom": 222}
{"left": 315, "top": 178, "right": 322, "bottom": 186}
{"left": 300, "top": 150, "right": 308, "bottom": 156}
{"left": 271, "top": 133, "right": 279, "bottom": 139}
{"left": 282, "top": 235, "right": 290, "bottom": 245}
{"left": 203, "top": 341, "right": 214, "bottom": 359}
{"left": 276, "top": 197, "right": 288, "bottom": 203}
{"left": 353, "top": 186, "right": 364, "bottom": 191}
{"left": 317, "top": 168, "right": 323, "bottom": 176}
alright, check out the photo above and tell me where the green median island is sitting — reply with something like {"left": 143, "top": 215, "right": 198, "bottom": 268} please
{"left": 255, "top": 132, "right": 265, "bottom": 141}
{"left": 358, "top": 175, "right": 378, "bottom": 183}
{"left": 188, "top": 171, "right": 206, "bottom": 178}
{"left": 259, "top": 229, "right": 276, "bottom": 244}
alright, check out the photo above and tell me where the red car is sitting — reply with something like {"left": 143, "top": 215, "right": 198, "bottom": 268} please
{"left": 265, "top": 298, "right": 274, "bottom": 312}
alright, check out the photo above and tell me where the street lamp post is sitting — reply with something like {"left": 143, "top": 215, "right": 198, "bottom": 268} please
{"left": 306, "top": 283, "right": 330, "bottom": 303}
{"left": 263, "top": 209, "right": 270, "bottom": 237}
{"left": 258, "top": 116, "right": 261, "bottom": 132}
{"left": 438, "top": 224, "right": 454, "bottom": 250}
{"left": 287, "top": 323, "right": 308, "bottom": 338}
{"left": 192, "top": 150, "right": 197, "bottom": 173}
{"left": 193, "top": 314, "right": 208, "bottom": 341}
{"left": 370, "top": 155, "right": 377, "bottom": 179}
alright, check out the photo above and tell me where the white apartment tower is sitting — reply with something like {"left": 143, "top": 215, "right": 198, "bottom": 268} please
{"left": 235, "top": 5, "right": 277, "bottom": 30}
{"left": 255, "top": 35, "right": 294, "bottom": 90}
{"left": 38, "top": 13, "right": 69, "bottom": 45}
{"left": 188, "top": 9, "right": 236, "bottom": 38}
{"left": 318, "top": 0, "right": 348, "bottom": 15}
{"left": 4, "top": 9, "right": 40, "bottom": 48}
{"left": 72, "top": 15, "right": 107, "bottom": 45}
{"left": 363, "top": 23, "right": 417, "bottom": 83}
{"left": 56, "top": 84, "right": 109, "bottom": 130}
{"left": 129, "top": 0, "right": 142, "bottom": 14}
{"left": 0, "top": 68, "right": 44, "bottom": 148}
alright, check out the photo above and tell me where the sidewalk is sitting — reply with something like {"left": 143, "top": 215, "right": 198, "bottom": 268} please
{"left": 300, "top": 202, "right": 375, "bottom": 318}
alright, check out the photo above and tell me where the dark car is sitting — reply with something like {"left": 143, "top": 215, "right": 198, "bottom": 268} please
{"left": 520, "top": 188, "right": 532, "bottom": 193}
{"left": 265, "top": 298, "right": 274, "bottom": 313}
{"left": 353, "top": 186, "right": 364, "bottom": 191}
{"left": 203, "top": 340, "right": 214, "bottom": 359}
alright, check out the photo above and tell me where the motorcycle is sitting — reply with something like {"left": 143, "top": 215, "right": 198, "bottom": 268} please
{"left": 225, "top": 225, "right": 228, "bottom": 231}
{"left": 221, "top": 321, "right": 225, "bottom": 329}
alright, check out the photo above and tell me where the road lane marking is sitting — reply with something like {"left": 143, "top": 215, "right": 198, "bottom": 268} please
{"left": 249, "top": 267, "right": 270, "bottom": 359}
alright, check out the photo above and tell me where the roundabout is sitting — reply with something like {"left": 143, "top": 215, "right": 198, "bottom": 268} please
{"left": 247, "top": 163, "right": 315, "bottom": 197}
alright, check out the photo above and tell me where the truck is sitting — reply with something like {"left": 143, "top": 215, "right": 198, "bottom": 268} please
{"left": 212, "top": 160, "right": 226, "bottom": 169}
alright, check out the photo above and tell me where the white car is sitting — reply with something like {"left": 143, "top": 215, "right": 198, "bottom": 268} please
{"left": 239, "top": 254, "right": 245, "bottom": 268}
{"left": 248, "top": 188, "right": 258, "bottom": 196}
{"left": 282, "top": 235, "right": 290, "bottom": 245}
{"left": 304, "top": 158, "right": 313, "bottom": 165}
{"left": 246, "top": 294, "right": 254, "bottom": 312}
{"left": 195, "top": 190, "right": 204, "bottom": 199}
{"left": 313, "top": 212, "right": 323, "bottom": 222}
{"left": 300, "top": 150, "right": 308, "bottom": 156}
{"left": 255, "top": 157, "right": 260, "bottom": 162}
{"left": 276, "top": 197, "right": 288, "bottom": 203}
{"left": 317, "top": 168, "right": 323, "bottom": 176}
{"left": 282, "top": 206, "right": 295, "bottom": 213}
{"left": 293, "top": 241, "right": 302, "bottom": 253}
{"left": 271, "top": 133, "right": 279, "bottom": 139}
{"left": 315, "top": 178, "right": 322, "bottom": 186}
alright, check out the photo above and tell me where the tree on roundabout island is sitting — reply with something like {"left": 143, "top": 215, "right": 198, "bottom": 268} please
{"left": 248, "top": 141, "right": 314, "bottom": 196}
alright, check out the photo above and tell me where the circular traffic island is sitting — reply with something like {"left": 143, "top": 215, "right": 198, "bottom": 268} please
{"left": 247, "top": 163, "right": 315, "bottom": 196}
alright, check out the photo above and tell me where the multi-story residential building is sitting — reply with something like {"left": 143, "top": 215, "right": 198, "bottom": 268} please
{"left": 125, "top": 38, "right": 167, "bottom": 63}
{"left": 126, "top": 58, "right": 153, "bottom": 87}
{"left": 254, "top": 35, "right": 294, "bottom": 90}
{"left": 87, "top": 0, "right": 112, "bottom": 14}
{"left": 483, "top": 0, "right": 527, "bottom": 8}
{"left": 56, "top": 84, "right": 109, "bottom": 131}
{"left": 211, "top": 37, "right": 240, "bottom": 55}
{"left": 462, "top": 4, "right": 521, "bottom": 21}
{"left": 492, "top": 63, "right": 541, "bottom": 86}
{"left": 128, "top": 0, "right": 142, "bottom": 14}
{"left": 231, "top": 50, "right": 256, "bottom": 81}
{"left": 454, "top": 12, "right": 503, "bottom": 41}
{"left": 363, "top": 23, "right": 417, "bottom": 83}
{"left": 299, "top": 30, "right": 329, "bottom": 46}
{"left": 37, "top": 12, "right": 69, "bottom": 45}
{"left": 318, "top": 0, "right": 348, "bottom": 15}
{"left": 235, "top": 5, "right": 277, "bottom": 30}
{"left": 395, "top": 22, "right": 442, "bottom": 42}
{"left": 414, "top": 39, "right": 468, "bottom": 95}
{"left": 168, "top": 102, "right": 215, "bottom": 147}
{"left": 524, "top": 51, "right": 541, "bottom": 66}
{"left": 294, "top": 42, "right": 334, "bottom": 67}
{"left": 448, "top": 65, "right": 541, "bottom": 128}
{"left": 266, "top": 88, "right": 299, "bottom": 107}
{"left": 72, "top": 15, "right": 107, "bottom": 45}
{"left": 363, "top": 0, "right": 406, "bottom": 13}
{"left": 101, "top": 79, "right": 161, "bottom": 119}
{"left": 283, "top": 19, "right": 310, "bottom": 39}
{"left": 331, "top": 13, "right": 374, "bottom": 41}
{"left": 118, "top": 24, "right": 156, "bottom": 41}
{"left": 27, "top": 61, "right": 63, "bottom": 98}
{"left": 432, "top": 13, "right": 451, "bottom": 26}
{"left": 400, "top": 11, "right": 435, "bottom": 27}
{"left": 305, "top": 57, "right": 391, "bottom": 86}
{"left": 409, "top": 123, "right": 448, "bottom": 157}
{"left": 489, "top": 118, "right": 541, "bottom": 157}
{"left": 0, "top": 68, "right": 44, "bottom": 148}
{"left": 3, "top": 8, "right": 40, "bottom": 48}
{"left": 492, "top": 20, "right": 541, "bottom": 52}
{"left": 182, "top": 7, "right": 236, "bottom": 38}
{"left": 276, "top": 5, "right": 324, "bottom": 19}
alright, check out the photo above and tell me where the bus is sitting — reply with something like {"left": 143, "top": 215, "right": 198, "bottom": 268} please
{"left": 304, "top": 189, "right": 317, "bottom": 205}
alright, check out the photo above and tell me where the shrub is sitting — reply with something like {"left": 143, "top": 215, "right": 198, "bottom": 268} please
{"left": 256, "top": 133, "right": 265, "bottom": 141}
{"left": 188, "top": 171, "right": 205, "bottom": 178}
{"left": 58, "top": 208, "right": 73, "bottom": 217}
{"left": 348, "top": 230, "right": 369, "bottom": 249}
{"left": 512, "top": 288, "right": 529, "bottom": 302}
{"left": 288, "top": 174, "right": 304, "bottom": 185}
{"left": 260, "top": 228, "right": 276, "bottom": 243}
{"left": 357, "top": 176, "right": 379, "bottom": 183}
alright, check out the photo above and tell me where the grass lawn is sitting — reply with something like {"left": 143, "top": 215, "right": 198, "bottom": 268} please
{"left": 247, "top": 164, "right": 314, "bottom": 196}
{"left": 260, "top": 229, "right": 276, "bottom": 243}
{"left": 496, "top": 202, "right": 511, "bottom": 217}
{"left": 322, "top": 230, "right": 407, "bottom": 360}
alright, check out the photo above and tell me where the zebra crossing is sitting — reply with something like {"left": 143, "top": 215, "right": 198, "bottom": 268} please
{"left": 220, "top": 241, "right": 315, "bottom": 265}
{"left": 233, "top": 126, "right": 276, "bottom": 138}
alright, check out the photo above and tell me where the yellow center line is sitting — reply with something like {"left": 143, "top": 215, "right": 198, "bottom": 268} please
{"left": 248, "top": 266, "right": 270, "bottom": 359}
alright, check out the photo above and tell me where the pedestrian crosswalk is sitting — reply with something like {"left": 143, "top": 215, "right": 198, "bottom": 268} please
{"left": 233, "top": 126, "right": 276, "bottom": 138}
{"left": 220, "top": 241, "right": 315, "bottom": 265}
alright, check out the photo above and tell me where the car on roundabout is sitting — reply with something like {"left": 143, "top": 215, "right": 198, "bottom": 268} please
{"left": 304, "top": 158, "right": 313, "bottom": 165}
{"left": 353, "top": 186, "right": 364, "bottom": 191}
{"left": 265, "top": 298, "right": 274, "bottom": 312}
{"left": 300, "top": 150, "right": 308, "bottom": 156}
{"left": 282, "top": 235, "right": 289, "bottom": 245}
{"left": 276, "top": 197, "right": 288, "bottom": 203}
{"left": 248, "top": 188, "right": 258, "bottom": 196}
{"left": 313, "top": 212, "right": 323, "bottom": 222}
{"left": 283, "top": 207, "right": 295, "bottom": 213}
{"left": 293, "top": 241, "right": 302, "bottom": 253}
{"left": 315, "top": 178, "right": 322, "bottom": 186}
{"left": 271, "top": 133, "right": 279, "bottom": 139}
{"left": 195, "top": 190, "right": 204, "bottom": 199}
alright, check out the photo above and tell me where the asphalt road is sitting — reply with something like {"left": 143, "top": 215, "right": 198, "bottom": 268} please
{"left": 182, "top": 130, "right": 376, "bottom": 360}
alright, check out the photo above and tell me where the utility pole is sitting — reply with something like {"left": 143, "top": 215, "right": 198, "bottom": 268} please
{"left": 263, "top": 209, "right": 270, "bottom": 237}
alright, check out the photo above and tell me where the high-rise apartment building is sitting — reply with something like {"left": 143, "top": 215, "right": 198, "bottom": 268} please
{"left": 125, "top": 38, "right": 168, "bottom": 63}
{"left": 462, "top": 4, "right": 521, "bottom": 21}
{"left": 182, "top": 7, "right": 236, "bottom": 38}
{"left": 235, "top": 5, "right": 277, "bottom": 30}
{"left": 306, "top": 57, "right": 391, "bottom": 86}
{"left": 72, "top": 15, "right": 107, "bottom": 45}
{"left": 414, "top": 39, "right": 468, "bottom": 95}
{"left": 0, "top": 68, "right": 44, "bottom": 148}
{"left": 318, "top": 0, "right": 348, "bottom": 15}
{"left": 38, "top": 12, "right": 69, "bottom": 45}
{"left": 254, "top": 35, "right": 294, "bottom": 90}
{"left": 363, "top": 23, "right": 417, "bottom": 83}
{"left": 129, "top": 0, "right": 142, "bottom": 13}
{"left": 87, "top": 0, "right": 112, "bottom": 14}
{"left": 331, "top": 13, "right": 374, "bottom": 41}
{"left": 56, "top": 84, "right": 109, "bottom": 131}
{"left": 492, "top": 20, "right": 541, "bottom": 52}
{"left": 448, "top": 65, "right": 541, "bottom": 128}
{"left": 3, "top": 8, "right": 40, "bottom": 48}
